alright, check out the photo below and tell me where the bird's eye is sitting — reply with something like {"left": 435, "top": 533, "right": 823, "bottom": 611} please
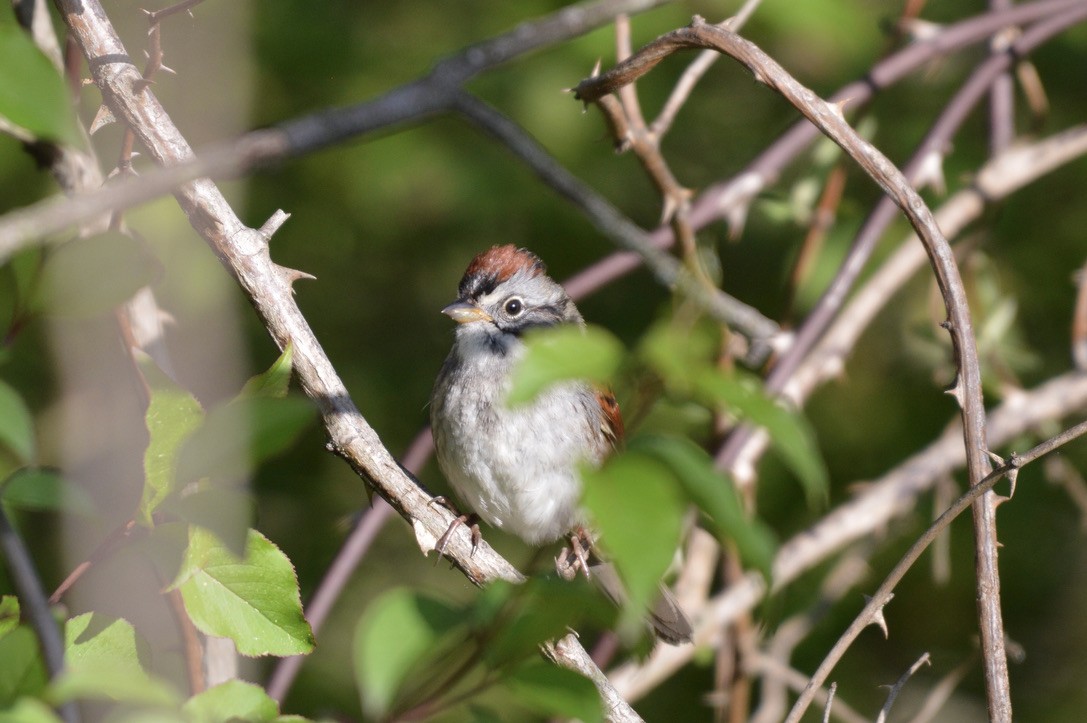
{"left": 504, "top": 297, "right": 523, "bottom": 316}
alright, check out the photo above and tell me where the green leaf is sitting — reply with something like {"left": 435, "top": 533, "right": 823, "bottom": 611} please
{"left": 182, "top": 680, "right": 279, "bottom": 723}
{"left": 0, "top": 626, "right": 46, "bottom": 707}
{"left": 165, "top": 486, "right": 251, "bottom": 556}
{"left": 39, "top": 233, "right": 159, "bottom": 318}
{"left": 639, "top": 317, "right": 720, "bottom": 392}
{"left": 632, "top": 436, "right": 777, "bottom": 580}
{"left": 0, "top": 21, "right": 80, "bottom": 145}
{"left": 695, "top": 369, "right": 828, "bottom": 506}
{"left": 175, "top": 527, "right": 314, "bottom": 657}
{"left": 0, "top": 696, "right": 62, "bottom": 723}
{"left": 580, "top": 452, "right": 684, "bottom": 638}
{"left": 482, "top": 576, "right": 612, "bottom": 667}
{"left": 238, "top": 343, "right": 295, "bottom": 399}
{"left": 507, "top": 324, "right": 624, "bottom": 406}
{"left": 53, "top": 612, "right": 178, "bottom": 706}
{"left": 0, "top": 379, "right": 34, "bottom": 464}
{"left": 504, "top": 659, "right": 601, "bottom": 723}
{"left": 0, "top": 596, "right": 20, "bottom": 639}
{"left": 353, "top": 589, "right": 465, "bottom": 718}
{"left": 137, "top": 353, "right": 204, "bottom": 526}
{"left": 1, "top": 468, "right": 93, "bottom": 515}
{"left": 176, "top": 396, "right": 314, "bottom": 487}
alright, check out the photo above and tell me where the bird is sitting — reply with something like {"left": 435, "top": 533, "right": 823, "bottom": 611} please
{"left": 430, "top": 244, "right": 692, "bottom": 644}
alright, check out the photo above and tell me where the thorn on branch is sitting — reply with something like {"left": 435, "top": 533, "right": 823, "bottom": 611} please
{"left": 944, "top": 376, "right": 966, "bottom": 409}
{"left": 89, "top": 104, "right": 116, "bottom": 134}
{"left": 864, "top": 592, "right": 893, "bottom": 638}
{"left": 277, "top": 265, "right": 317, "bottom": 292}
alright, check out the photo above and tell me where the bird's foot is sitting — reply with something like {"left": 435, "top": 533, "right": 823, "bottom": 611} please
{"left": 429, "top": 496, "right": 481, "bottom": 562}
{"left": 556, "top": 527, "right": 594, "bottom": 581}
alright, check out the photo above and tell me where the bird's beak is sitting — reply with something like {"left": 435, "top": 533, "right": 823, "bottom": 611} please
{"left": 442, "top": 300, "right": 493, "bottom": 324}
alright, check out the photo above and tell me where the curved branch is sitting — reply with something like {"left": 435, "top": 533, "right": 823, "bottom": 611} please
{"left": 575, "top": 15, "right": 1007, "bottom": 716}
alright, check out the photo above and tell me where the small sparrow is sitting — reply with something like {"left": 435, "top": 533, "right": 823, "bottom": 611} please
{"left": 430, "top": 245, "right": 691, "bottom": 644}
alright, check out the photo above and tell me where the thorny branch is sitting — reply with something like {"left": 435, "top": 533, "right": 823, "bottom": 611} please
{"left": 1, "top": 0, "right": 1084, "bottom": 717}
{"left": 574, "top": 15, "right": 1007, "bottom": 717}
{"left": 52, "top": 0, "right": 657, "bottom": 719}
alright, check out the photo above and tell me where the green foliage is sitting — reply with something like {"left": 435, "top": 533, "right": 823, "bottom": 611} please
{"left": 353, "top": 588, "right": 464, "bottom": 718}
{"left": 0, "top": 10, "right": 79, "bottom": 146}
{"left": 581, "top": 452, "right": 684, "bottom": 638}
{"left": 0, "top": 468, "right": 93, "bottom": 515}
{"left": 478, "top": 577, "right": 611, "bottom": 667}
{"left": 632, "top": 436, "right": 777, "bottom": 579}
{"left": 38, "top": 233, "right": 160, "bottom": 318}
{"left": 353, "top": 577, "right": 611, "bottom": 719}
{"left": 138, "top": 353, "right": 205, "bottom": 526}
{"left": 507, "top": 324, "right": 624, "bottom": 406}
{"left": 52, "top": 613, "right": 178, "bottom": 707}
{"left": 641, "top": 319, "right": 828, "bottom": 505}
{"left": 182, "top": 680, "right": 279, "bottom": 723}
{"left": 0, "top": 379, "right": 34, "bottom": 465}
{"left": 173, "top": 527, "right": 315, "bottom": 657}
{"left": 504, "top": 659, "right": 601, "bottom": 723}
{"left": 0, "top": 626, "right": 46, "bottom": 708}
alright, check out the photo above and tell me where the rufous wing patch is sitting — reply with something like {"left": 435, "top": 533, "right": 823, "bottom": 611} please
{"left": 596, "top": 389, "right": 625, "bottom": 450}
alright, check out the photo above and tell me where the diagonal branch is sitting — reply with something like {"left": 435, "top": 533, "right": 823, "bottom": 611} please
{"left": 53, "top": 0, "right": 650, "bottom": 718}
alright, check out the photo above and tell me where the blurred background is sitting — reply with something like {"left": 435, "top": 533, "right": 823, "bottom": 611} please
{"left": 2, "top": 0, "right": 1087, "bottom": 720}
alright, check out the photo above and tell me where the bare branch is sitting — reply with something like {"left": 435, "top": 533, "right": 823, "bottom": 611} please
{"left": 575, "top": 16, "right": 1011, "bottom": 714}
{"left": 609, "top": 371, "right": 1087, "bottom": 700}
{"left": 452, "top": 91, "right": 781, "bottom": 343}
{"left": 876, "top": 653, "right": 932, "bottom": 723}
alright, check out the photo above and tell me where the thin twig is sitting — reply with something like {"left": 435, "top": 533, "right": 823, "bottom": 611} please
{"left": 57, "top": 1, "right": 644, "bottom": 717}
{"left": 784, "top": 419, "right": 1087, "bottom": 723}
{"left": 266, "top": 432, "right": 430, "bottom": 702}
{"left": 608, "top": 371, "right": 1087, "bottom": 700}
{"left": 0, "top": 506, "right": 80, "bottom": 723}
{"left": 906, "top": 653, "right": 976, "bottom": 723}
{"left": 563, "top": 0, "right": 1086, "bottom": 297}
{"left": 876, "top": 653, "right": 931, "bottom": 723}
{"left": 4, "top": 0, "right": 1078, "bottom": 266}
{"left": 452, "top": 91, "right": 780, "bottom": 342}
{"left": 574, "top": 16, "right": 1005, "bottom": 715}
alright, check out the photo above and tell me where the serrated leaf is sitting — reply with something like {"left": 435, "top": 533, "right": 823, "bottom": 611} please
{"left": 137, "top": 353, "right": 204, "bottom": 526}
{"left": 0, "top": 22, "right": 80, "bottom": 145}
{"left": 182, "top": 680, "right": 278, "bottom": 723}
{"left": 0, "top": 596, "right": 20, "bottom": 639}
{"left": 695, "top": 369, "right": 828, "bottom": 506}
{"left": 507, "top": 325, "right": 624, "bottom": 406}
{"left": 504, "top": 659, "right": 602, "bottom": 723}
{"left": 353, "top": 589, "right": 464, "bottom": 718}
{"left": 238, "top": 343, "right": 295, "bottom": 399}
{"left": 0, "top": 626, "right": 46, "bottom": 707}
{"left": 1, "top": 468, "right": 93, "bottom": 515}
{"left": 57, "top": 613, "right": 178, "bottom": 707}
{"left": 0, "top": 379, "right": 34, "bottom": 464}
{"left": 175, "top": 527, "right": 314, "bottom": 657}
{"left": 632, "top": 436, "right": 776, "bottom": 579}
{"left": 39, "top": 233, "right": 159, "bottom": 318}
{"left": 580, "top": 452, "right": 684, "bottom": 637}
